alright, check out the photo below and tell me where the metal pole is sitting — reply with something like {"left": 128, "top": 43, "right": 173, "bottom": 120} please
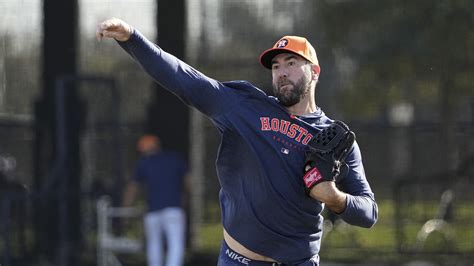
{"left": 55, "top": 78, "right": 69, "bottom": 266}
{"left": 189, "top": 109, "right": 206, "bottom": 250}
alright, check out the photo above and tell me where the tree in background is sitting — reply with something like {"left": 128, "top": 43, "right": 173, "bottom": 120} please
{"left": 317, "top": 0, "right": 473, "bottom": 124}
{"left": 316, "top": 0, "right": 473, "bottom": 172}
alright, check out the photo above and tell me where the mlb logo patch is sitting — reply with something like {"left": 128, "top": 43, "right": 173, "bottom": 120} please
{"left": 276, "top": 39, "right": 288, "bottom": 48}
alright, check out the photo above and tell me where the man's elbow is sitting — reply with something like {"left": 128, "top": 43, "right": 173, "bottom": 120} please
{"left": 360, "top": 202, "right": 378, "bottom": 228}
{"left": 340, "top": 195, "right": 379, "bottom": 228}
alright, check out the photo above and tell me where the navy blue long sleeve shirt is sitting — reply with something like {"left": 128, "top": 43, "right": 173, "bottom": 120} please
{"left": 118, "top": 29, "right": 378, "bottom": 264}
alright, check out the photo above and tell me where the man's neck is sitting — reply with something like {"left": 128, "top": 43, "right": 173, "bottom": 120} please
{"left": 286, "top": 98, "right": 317, "bottom": 116}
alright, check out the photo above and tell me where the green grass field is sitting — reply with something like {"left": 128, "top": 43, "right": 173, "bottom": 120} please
{"left": 2, "top": 198, "right": 472, "bottom": 265}
{"left": 196, "top": 199, "right": 474, "bottom": 263}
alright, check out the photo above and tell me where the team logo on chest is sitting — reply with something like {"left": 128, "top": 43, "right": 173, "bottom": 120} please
{"left": 260, "top": 116, "right": 313, "bottom": 146}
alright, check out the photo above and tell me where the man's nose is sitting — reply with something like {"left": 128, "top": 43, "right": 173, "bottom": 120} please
{"left": 278, "top": 69, "right": 288, "bottom": 78}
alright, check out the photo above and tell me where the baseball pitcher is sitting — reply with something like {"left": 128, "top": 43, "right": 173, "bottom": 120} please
{"left": 96, "top": 18, "right": 378, "bottom": 266}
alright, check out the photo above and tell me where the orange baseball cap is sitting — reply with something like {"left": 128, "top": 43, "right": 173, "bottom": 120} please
{"left": 259, "top": 36, "right": 320, "bottom": 74}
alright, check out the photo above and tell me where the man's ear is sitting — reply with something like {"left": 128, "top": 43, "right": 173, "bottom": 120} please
{"left": 312, "top": 65, "right": 320, "bottom": 81}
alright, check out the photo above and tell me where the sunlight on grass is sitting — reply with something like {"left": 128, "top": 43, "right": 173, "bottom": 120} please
{"left": 198, "top": 222, "right": 223, "bottom": 254}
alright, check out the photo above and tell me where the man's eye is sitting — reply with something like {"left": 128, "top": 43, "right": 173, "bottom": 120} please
{"left": 272, "top": 65, "right": 279, "bottom": 70}
{"left": 288, "top": 61, "right": 295, "bottom": 66}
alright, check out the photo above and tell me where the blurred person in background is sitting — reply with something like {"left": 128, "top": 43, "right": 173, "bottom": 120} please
{"left": 123, "top": 134, "right": 189, "bottom": 266}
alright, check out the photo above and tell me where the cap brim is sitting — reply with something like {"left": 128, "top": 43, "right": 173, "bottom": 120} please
{"left": 259, "top": 48, "right": 297, "bottom": 69}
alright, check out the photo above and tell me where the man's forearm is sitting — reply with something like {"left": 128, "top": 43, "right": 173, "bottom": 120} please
{"left": 309, "top": 182, "right": 378, "bottom": 227}
{"left": 309, "top": 181, "right": 347, "bottom": 213}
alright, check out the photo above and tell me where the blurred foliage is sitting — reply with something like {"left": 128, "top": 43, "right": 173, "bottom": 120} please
{"left": 318, "top": 0, "right": 474, "bottom": 122}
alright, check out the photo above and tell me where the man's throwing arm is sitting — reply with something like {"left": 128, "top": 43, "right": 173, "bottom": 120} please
{"left": 117, "top": 28, "right": 236, "bottom": 118}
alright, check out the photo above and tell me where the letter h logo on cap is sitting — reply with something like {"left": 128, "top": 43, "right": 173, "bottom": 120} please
{"left": 276, "top": 39, "right": 288, "bottom": 48}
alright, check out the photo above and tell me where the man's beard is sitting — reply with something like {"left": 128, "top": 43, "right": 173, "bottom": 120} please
{"left": 273, "top": 75, "right": 310, "bottom": 107}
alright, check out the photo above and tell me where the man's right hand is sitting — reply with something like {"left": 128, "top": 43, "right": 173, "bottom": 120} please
{"left": 96, "top": 18, "right": 133, "bottom": 42}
